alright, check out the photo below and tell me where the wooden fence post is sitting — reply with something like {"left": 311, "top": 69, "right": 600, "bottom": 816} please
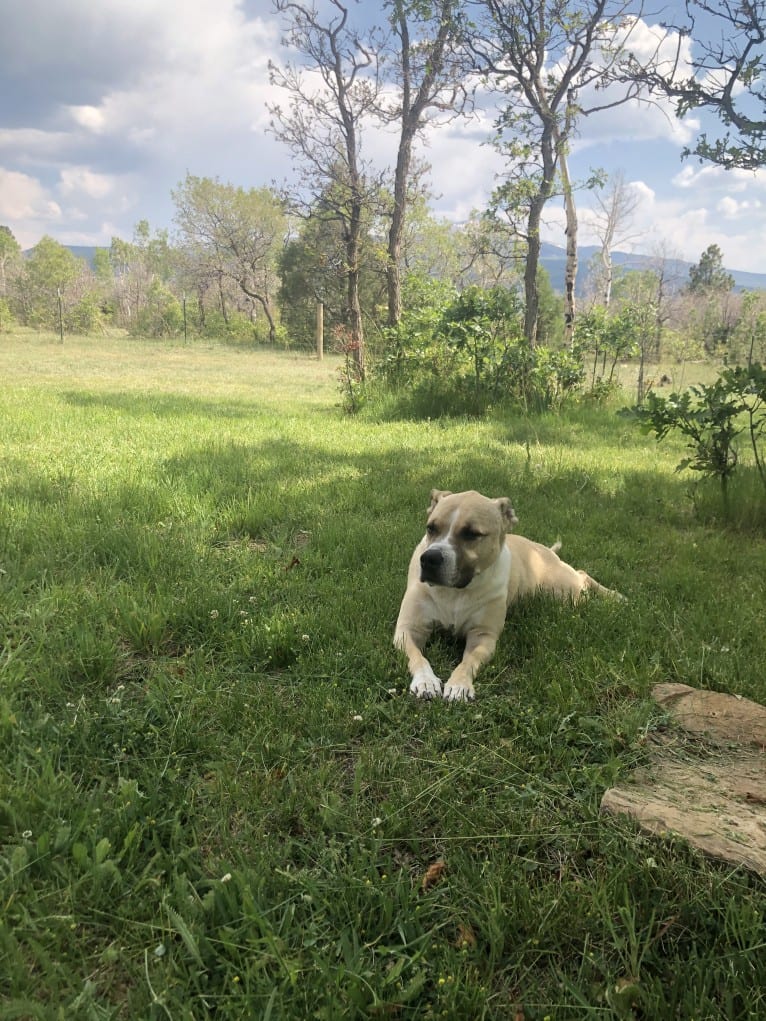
{"left": 316, "top": 301, "right": 324, "bottom": 361}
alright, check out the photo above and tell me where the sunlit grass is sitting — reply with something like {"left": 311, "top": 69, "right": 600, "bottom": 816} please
{"left": 1, "top": 331, "right": 765, "bottom": 1019}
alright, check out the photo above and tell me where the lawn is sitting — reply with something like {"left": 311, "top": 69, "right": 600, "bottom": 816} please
{"left": 1, "top": 332, "right": 765, "bottom": 1020}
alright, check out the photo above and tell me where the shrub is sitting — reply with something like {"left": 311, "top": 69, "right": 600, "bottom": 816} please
{"left": 377, "top": 278, "right": 583, "bottom": 414}
{"left": 629, "top": 363, "right": 766, "bottom": 516}
{"left": 0, "top": 298, "right": 16, "bottom": 333}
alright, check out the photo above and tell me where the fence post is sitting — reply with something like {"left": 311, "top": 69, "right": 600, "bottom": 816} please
{"left": 316, "top": 301, "right": 324, "bottom": 361}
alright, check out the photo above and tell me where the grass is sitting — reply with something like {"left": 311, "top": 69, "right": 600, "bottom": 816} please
{"left": 1, "top": 331, "right": 765, "bottom": 1020}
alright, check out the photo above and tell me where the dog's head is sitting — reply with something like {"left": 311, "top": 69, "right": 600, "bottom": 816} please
{"left": 419, "top": 489, "right": 518, "bottom": 588}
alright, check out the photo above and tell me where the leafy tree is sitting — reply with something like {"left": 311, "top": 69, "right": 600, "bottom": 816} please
{"left": 16, "top": 236, "right": 85, "bottom": 330}
{"left": 687, "top": 243, "right": 735, "bottom": 294}
{"left": 730, "top": 290, "right": 766, "bottom": 367}
{"left": 172, "top": 174, "right": 286, "bottom": 343}
{"left": 379, "top": 0, "right": 469, "bottom": 326}
{"left": 400, "top": 199, "right": 464, "bottom": 285}
{"left": 108, "top": 222, "right": 174, "bottom": 331}
{"left": 470, "top": 0, "right": 646, "bottom": 347}
{"left": 278, "top": 196, "right": 386, "bottom": 349}
{"left": 0, "top": 225, "right": 22, "bottom": 297}
{"left": 623, "top": 0, "right": 766, "bottom": 170}
{"left": 134, "top": 280, "right": 184, "bottom": 339}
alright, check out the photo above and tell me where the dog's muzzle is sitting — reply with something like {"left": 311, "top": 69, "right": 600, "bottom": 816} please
{"left": 420, "top": 544, "right": 470, "bottom": 588}
{"left": 420, "top": 546, "right": 445, "bottom": 584}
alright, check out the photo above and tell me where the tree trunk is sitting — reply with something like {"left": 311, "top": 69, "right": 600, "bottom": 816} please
{"left": 387, "top": 131, "right": 412, "bottom": 329}
{"left": 347, "top": 253, "right": 365, "bottom": 379}
{"left": 522, "top": 125, "right": 557, "bottom": 348}
{"left": 523, "top": 201, "right": 542, "bottom": 348}
{"left": 601, "top": 246, "right": 613, "bottom": 307}
{"left": 558, "top": 148, "right": 578, "bottom": 350}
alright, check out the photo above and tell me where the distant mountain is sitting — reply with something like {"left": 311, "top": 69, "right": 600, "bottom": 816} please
{"left": 23, "top": 244, "right": 101, "bottom": 266}
{"left": 64, "top": 245, "right": 101, "bottom": 266}
{"left": 31, "top": 242, "right": 766, "bottom": 296}
{"left": 539, "top": 241, "right": 766, "bottom": 296}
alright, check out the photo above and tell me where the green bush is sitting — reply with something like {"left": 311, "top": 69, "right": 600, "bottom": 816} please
{"left": 0, "top": 298, "right": 15, "bottom": 333}
{"left": 377, "top": 278, "right": 583, "bottom": 414}
{"left": 629, "top": 362, "right": 766, "bottom": 517}
{"left": 132, "top": 281, "right": 183, "bottom": 338}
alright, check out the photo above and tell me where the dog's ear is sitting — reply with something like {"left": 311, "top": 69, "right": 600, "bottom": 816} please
{"left": 494, "top": 497, "right": 518, "bottom": 530}
{"left": 428, "top": 489, "right": 452, "bottom": 514}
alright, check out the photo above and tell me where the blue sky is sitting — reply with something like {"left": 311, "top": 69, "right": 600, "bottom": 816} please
{"left": 0, "top": 0, "right": 764, "bottom": 274}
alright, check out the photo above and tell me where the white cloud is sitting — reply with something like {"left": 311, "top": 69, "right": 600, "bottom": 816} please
{"left": 0, "top": 168, "right": 61, "bottom": 221}
{"left": 1, "top": 5, "right": 765, "bottom": 278}
{"left": 69, "top": 106, "right": 107, "bottom": 133}
{"left": 716, "top": 196, "right": 763, "bottom": 219}
{"left": 59, "top": 167, "right": 116, "bottom": 200}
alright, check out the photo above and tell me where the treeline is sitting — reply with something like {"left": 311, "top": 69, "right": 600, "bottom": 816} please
{"left": 2, "top": 204, "right": 766, "bottom": 420}
{"left": 0, "top": 0, "right": 764, "bottom": 406}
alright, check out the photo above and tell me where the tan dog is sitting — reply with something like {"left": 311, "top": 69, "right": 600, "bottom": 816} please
{"left": 394, "top": 489, "right": 622, "bottom": 701}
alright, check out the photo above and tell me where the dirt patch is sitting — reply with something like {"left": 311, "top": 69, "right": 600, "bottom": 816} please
{"left": 601, "top": 683, "right": 766, "bottom": 875}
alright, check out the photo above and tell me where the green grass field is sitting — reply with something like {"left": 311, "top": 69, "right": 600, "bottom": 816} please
{"left": 2, "top": 333, "right": 765, "bottom": 1020}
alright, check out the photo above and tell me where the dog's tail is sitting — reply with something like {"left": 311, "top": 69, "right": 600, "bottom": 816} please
{"left": 550, "top": 540, "right": 562, "bottom": 555}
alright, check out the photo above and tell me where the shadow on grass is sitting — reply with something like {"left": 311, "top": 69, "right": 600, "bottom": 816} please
{"left": 61, "top": 389, "right": 262, "bottom": 420}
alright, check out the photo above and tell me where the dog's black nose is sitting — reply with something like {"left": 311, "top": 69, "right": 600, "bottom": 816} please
{"left": 420, "top": 547, "right": 444, "bottom": 570}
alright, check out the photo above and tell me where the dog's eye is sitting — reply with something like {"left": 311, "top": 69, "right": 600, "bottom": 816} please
{"left": 426, "top": 522, "right": 438, "bottom": 536}
{"left": 461, "top": 527, "right": 484, "bottom": 540}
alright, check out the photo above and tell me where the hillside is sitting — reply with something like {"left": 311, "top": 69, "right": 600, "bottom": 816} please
{"left": 539, "top": 242, "right": 766, "bottom": 295}
{"left": 31, "top": 243, "right": 766, "bottom": 296}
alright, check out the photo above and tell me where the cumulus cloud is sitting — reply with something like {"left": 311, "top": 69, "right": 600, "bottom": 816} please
{"left": 58, "top": 167, "right": 118, "bottom": 201}
{"left": 0, "top": 3, "right": 765, "bottom": 274}
{"left": 0, "top": 169, "right": 62, "bottom": 245}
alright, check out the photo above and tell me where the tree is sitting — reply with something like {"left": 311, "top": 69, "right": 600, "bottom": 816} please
{"left": 108, "top": 222, "right": 172, "bottom": 332}
{"left": 687, "top": 243, "right": 735, "bottom": 294}
{"left": 623, "top": 0, "right": 766, "bottom": 170}
{"left": 17, "top": 236, "right": 84, "bottom": 330}
{"left": 586, "top": 171, "right": 642, "bottom": 307}
{"left": 269, "top": 0, "right": 386, "bottom": 378}
{"left": 278, "top": 190, "right": 387, "bottom": 349}
{"left": 379, "top": 0, "right": 469, "bottom": 327}
{"left": 172, "top": 174, "right": 286, "bottom": 343}
{"left": 471, "top": 0, "right": 646, "bottom": 348}
{"left": 678, "top": 246, "right": 737, "bottom": 355}
{"left": 0, "top": 226, "right": 22, "bottom": 297}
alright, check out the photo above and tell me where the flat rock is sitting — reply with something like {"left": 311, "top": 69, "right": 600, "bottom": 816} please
{"left": 601, "top": 684, "right": 766, "bottom": 875}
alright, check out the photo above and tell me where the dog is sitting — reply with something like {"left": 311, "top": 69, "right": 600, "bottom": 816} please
{"left": 394, "top": 489, "right": 622, "bottom": 701}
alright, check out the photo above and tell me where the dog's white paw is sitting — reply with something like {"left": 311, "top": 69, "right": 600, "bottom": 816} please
{"left": 443, "top": 681, "right": 475, "bottom": 702}
{"left": 410, "top": 667, "right": 443, "bottom": 699}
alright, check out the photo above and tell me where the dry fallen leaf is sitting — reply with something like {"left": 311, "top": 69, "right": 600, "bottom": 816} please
{"left": 454, "top": 922, "right": 477, "bottom": 948}
{"left": 421, "top": 859, "right": 447, "bottom": 891}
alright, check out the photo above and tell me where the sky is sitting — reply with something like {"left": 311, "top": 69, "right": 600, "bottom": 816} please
{"left": 1, "top": 0, "right": 764, "bottom": 275}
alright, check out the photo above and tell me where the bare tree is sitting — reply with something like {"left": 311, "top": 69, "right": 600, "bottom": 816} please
{"left": 470, "top": 0, "right": 646, "bottom": 347}
{"left": 622, "top": 0, "right": 766, "bottom": 170}
{"left": 269, "top": 0, "right": 385, "bottom": 378}
{"left": 380, "top": 0, "right": 470, "bottom": 326}
{"left": 587, "top": 171, "right": 642, "bottom": 307}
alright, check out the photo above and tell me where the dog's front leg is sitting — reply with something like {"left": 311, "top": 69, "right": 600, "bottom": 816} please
{"left": 395, "top": 625, "right": 442, "bottom": 699}
{"left": 442, "top": 629, "right": 498, "bottom": 702}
